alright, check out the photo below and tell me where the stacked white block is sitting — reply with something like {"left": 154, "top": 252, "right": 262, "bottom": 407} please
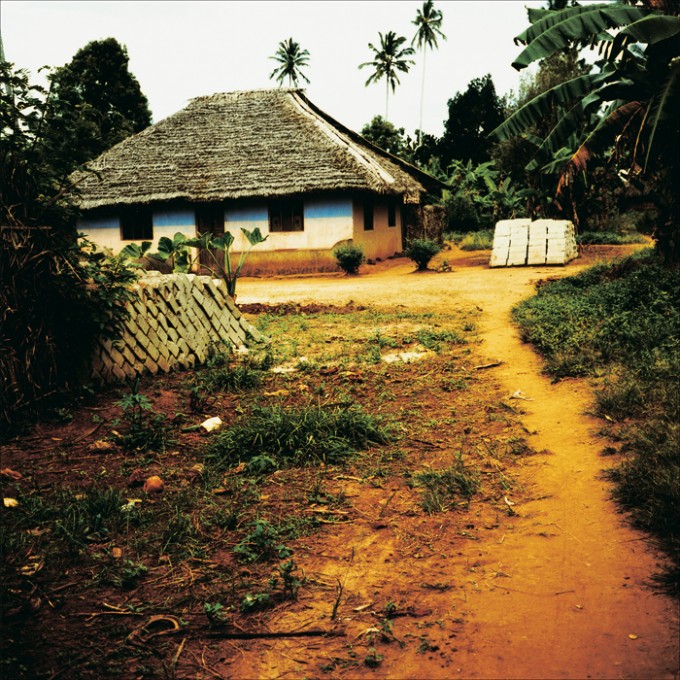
{"left": 490, "top": 219, "right": 530, "bottom": 267}
{"left": 543, "top": 219, "right": 578, "bottom": 264}
{"left": 528, "top": 220, "right": 549, "bottom": 264}
{"left": 490, "top": 219, "right": 578, "bottom": 267}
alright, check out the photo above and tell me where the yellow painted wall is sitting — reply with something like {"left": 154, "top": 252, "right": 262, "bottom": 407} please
{"left": 352, "top": 197, "right": 403, "bottom": 260}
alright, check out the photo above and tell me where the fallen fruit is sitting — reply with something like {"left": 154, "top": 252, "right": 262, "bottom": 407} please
{"left": 143, "top": 476, "right": 164, "bottom": 493}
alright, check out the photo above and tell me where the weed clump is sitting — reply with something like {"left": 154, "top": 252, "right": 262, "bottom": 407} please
{"left": 459, "top": 230, "right": 494, "bottom": 251}
{"left": 205, "top": 404, "right": 393, "bottom": 469}
{"left": 413, "top": 459, "right": 481, "bottom": 513}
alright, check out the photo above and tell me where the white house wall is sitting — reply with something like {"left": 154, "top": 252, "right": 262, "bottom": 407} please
{"left": 80, "top": 197, "right": 355, "bottom": 254}
{"left": 79, "top": 209, "right": 194, "bottom": 252}
{"left": 79, "top": 195, "right": 406, "bottom": 274}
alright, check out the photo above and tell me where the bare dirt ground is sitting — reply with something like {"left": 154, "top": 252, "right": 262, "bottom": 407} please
{"left": 225, "top": 244, "right": 679, "bottom": 680}
{"left": 2, "top": 244, "right": 678, "bottom": 679}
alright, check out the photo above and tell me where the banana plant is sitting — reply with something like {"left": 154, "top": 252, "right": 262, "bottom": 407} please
{"left": 185, "top": 228, "right": 268, "bottom": 297}
{"left": 119, "top": 240, "right": 152, "bottom": 261}
{"left": 490, "top": 1, "right": 680, "bottom": 262}
{"left": 149, "top": 232, "right": 193, "bottom": 273}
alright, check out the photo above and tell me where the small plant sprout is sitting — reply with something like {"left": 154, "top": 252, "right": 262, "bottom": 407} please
{"left": 364, "top": 647, "right": 384, "bottom": 668}
{"left": 204, "top": 601, "right": 229, "bottom": 627}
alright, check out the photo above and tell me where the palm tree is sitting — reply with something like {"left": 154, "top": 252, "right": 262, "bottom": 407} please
{"left": 412, "top": 1, "right": 446, "bottom": 143}
{"left": 359, "top": 31, "right": 415, "bottom": 119}
{"left": 269, "top": 38, "right": 310, "bottom": 88}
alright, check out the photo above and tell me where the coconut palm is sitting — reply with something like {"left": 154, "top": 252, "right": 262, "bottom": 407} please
{"left": 491, "top": 1, "right": 680, "bottom": 263}
{"left": 412, "top": 1, "right": 446, "bottom": 142}
{"left": 269, "top": 38, "right": 310, "bottom": 88}
{"left": 359, "top": 31, "right": 415, "bottom": 119}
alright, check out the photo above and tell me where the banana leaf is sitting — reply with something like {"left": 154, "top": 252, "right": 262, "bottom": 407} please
{"left": 512, "top": 5, "right": 652, "bottom": 70}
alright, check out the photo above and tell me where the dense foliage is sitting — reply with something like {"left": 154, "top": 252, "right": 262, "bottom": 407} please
{"left": 1, "top": 39, "right": 151, "bottom": 230}
{"left": 513, "top": 250, "right": 680, "bottom": 585}
{"left": 493, "top": 1, "right": 680, "bottom": 262}
{"left": 0, "top": 64, "right": 80, "bottom": 229}
{"left": 1, "top": 43, "right": 150, "bottom": 426}
{"left": 0, "top": 229, "right": 141, "bottom": 428}
{"left": 437, "top": 74, "right": 505, "bottom": 169}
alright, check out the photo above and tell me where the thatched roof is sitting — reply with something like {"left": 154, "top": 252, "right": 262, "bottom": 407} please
{"left": 72, "top": 89, "right": 443, "bottom": 211}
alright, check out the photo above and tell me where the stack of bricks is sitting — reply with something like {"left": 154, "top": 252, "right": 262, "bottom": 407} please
{"left": 490, "top": 219, "right": 578, "bottom": 267}
{"left": 91, "top": 273, "right": 267, "bottom": 384}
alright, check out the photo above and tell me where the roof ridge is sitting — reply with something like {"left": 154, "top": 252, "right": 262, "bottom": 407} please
{"left": 288, "top": 91, "right": 395, "bottom": 187}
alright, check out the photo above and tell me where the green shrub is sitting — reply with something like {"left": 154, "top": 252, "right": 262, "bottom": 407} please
{"left": 1, "top": 230, "right": 140, "bottom": 429}
{"left": 405, "top": 238, "right": 442, "bottom": 271}
{"left": 333, "top": 244, "right": 366, "bottom": 275}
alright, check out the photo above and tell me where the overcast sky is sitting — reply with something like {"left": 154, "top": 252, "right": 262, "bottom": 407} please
{"left": 2, "top": 1, "right": 545, "bottom": 137}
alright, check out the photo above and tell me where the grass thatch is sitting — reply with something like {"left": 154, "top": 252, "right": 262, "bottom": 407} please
{"left": 72, "top": 89, "right": 441, "bottom": 210}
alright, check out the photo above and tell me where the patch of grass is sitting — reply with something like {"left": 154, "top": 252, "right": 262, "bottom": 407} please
{"left": 459, "top": 230, "right": 494, "bottom": 251}
{"left": 577, "top": 231, "right": 648, "bottom": 245}
{"left": 194, "top": 351, "right": 273, "bottom": 394}
{"left": 416, "top": 328, "right": 466, "bottom": 352}
{"left": 233, "top": 519, "right": 292, "bottom": 563}
{"left": 413, "top": 458, "right": 481, "bottom": 514}
{"left": 512, "top": 249, "right": 679, "bottom": 587}
{"left": 205, "top": 404, "right": 393, "bottom": 469}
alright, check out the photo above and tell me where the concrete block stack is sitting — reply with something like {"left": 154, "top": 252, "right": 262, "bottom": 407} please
{"left": 490, "top": 219, "right": 578, "bottom": 267}
{"left": 91, "top": 273, "right": 267, "bottom": 384}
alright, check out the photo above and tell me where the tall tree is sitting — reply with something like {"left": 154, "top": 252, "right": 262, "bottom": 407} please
{"left": 47, "top": 38, "right": 151, "bottom": 168}
{"left": 437, "top": 74, "right": 505, "bottom": 168}
{"left": 412, "top": 1, "right": 446, "bottom": 143}
{"left": 359, "top": 31, "right": 415, "bottom": 119}
{"left": 491, "top": 1, "right": 680, "bottom": 262}
{"left": 360, "top": 115, "right": 413, "bottom": 159}
{"left": 269, "top": 38, "right": 311, "bottom": 87}
{"left": 0, "top": 64, "right": 79, "bottom": 229}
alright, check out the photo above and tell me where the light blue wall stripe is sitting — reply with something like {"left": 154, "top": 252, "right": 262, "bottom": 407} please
{"left": 227, "top": 205, "right": 267, "bottom": 222}
{"left": 305, "top": 198, "right": 352, "bottom": 219}
{"left": 154, "top": 210, "right": 194, "bottom": 227}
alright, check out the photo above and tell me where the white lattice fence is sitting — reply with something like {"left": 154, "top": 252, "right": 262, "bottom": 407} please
{"left": 91, "top": 273, "right": 266, "bottom": 384}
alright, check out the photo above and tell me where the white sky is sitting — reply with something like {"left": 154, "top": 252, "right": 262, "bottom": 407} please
{"left": 2, "top": 1, "right": 544, "bottom": 138}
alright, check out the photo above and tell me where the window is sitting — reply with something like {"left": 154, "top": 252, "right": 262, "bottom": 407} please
{"left": 387, "top": 198, "right": 397, "bottom": 227}
{"left": 269, "top": 198, "right": 304, "bottom": 232}
{"left": 363, "top": 199, "right": 374, "bottom": 231}
{"left": 120, "top": 206, "right": 153, "bottom": 241}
